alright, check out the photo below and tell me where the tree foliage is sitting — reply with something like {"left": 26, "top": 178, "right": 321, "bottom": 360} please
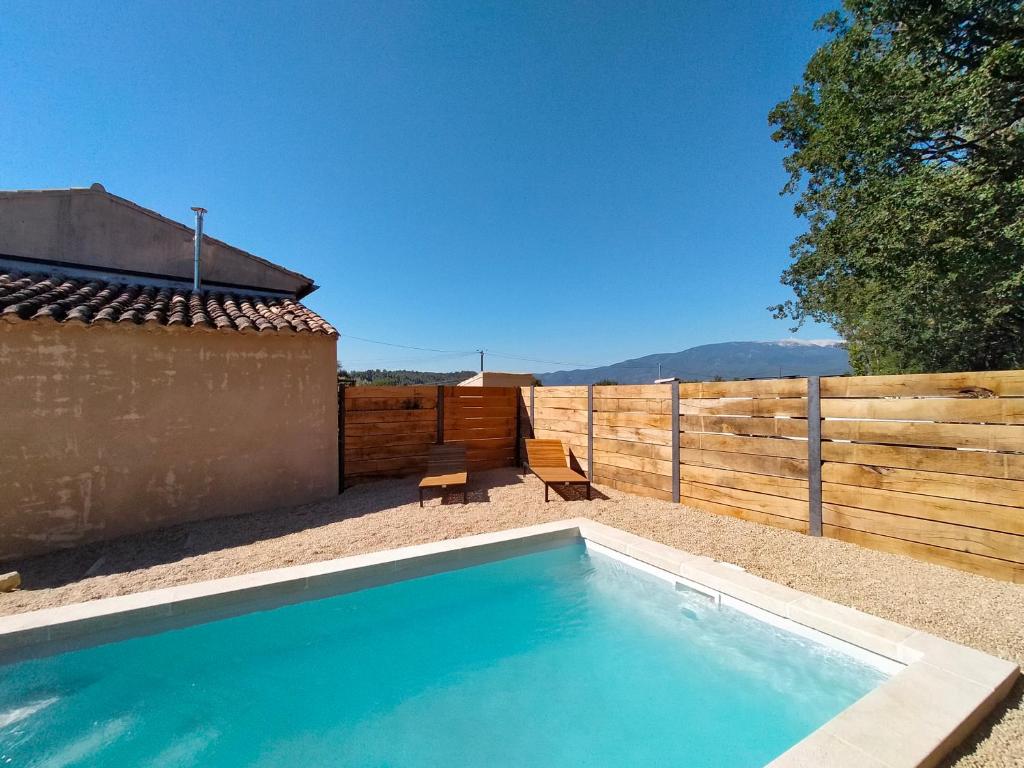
{"left": 770, "top": 0, "right": 1024, "bottom": 373}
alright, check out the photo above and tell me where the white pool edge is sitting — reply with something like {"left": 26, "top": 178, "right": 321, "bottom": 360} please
{"left": 0, "top": 517, "right": 1017, "bottom": 768}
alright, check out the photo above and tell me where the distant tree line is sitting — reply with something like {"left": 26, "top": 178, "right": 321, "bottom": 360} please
{"left": 338, "top": 367, "right": 476, "bottom": 387}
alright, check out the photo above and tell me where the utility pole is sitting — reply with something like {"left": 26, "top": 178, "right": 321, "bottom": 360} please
{"left": 658, "top": 361, "right": 662, "bottom": 379}
{"left": 478, "top": 349, "right": 484, "bottom": 372}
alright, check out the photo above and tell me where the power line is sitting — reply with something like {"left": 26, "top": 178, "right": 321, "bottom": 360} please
{"left": 340, "top": 352, "right": 475, "bottom": 366}
{"left": 484, "top": 350, "right": 601, "bottom": 368}
{"left": 341, "top": 332, "right": 474, "bottom": 355}
{"left": 340, "top": 331, "right": 670, "bottom": 372}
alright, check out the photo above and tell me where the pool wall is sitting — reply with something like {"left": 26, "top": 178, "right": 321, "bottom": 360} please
{"left": 0, "top": 518, "right": 1017, "bottom": 768}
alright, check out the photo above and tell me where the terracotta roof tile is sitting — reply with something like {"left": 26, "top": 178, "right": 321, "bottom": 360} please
{"left": 0, "top": 271, "right": 337, "bottom": 336}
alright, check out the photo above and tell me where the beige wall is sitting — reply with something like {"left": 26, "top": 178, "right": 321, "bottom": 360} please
{"left": 459, "top": 372, "right": 536, "bottom": 387}
{"left": 0, "top": 322, "right": 338, "bottom": 561}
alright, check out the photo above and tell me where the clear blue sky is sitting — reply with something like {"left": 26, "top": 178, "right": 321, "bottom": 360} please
{"left": 1, "top": 0, "right": 837, "bottom": 372}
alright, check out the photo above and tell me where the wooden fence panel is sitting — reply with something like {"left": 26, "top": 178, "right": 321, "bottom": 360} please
{"left": 528, "top": 386, "right": 589, "bottom": 472}
{"left": 591, "top": 384, "right": 674, "bottom": 500}
{"left": 342, "top": 385, "right": 439, "bottom": 484}
{"left": 442, "top": 387, "right": 518, "bottom": 471}
{"left": 820, "top": 370, "right": 1024, "bottom": 582}
{"left": 343, "top": 385, "right": 518, "bottom": 485}
{"left": 341, "top": 372, "right": 1024, "bottom": 582}
{"left": 678, "top": 378, "right": 810, "bottom": 532}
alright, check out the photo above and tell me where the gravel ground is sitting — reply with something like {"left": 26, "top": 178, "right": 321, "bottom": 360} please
{"left": 2, "top": 468, "right": 1022, "bottom": 767}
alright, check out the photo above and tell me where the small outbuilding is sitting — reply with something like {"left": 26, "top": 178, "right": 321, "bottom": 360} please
{"left": 0, "top": 185, "right": 339, "bottom": 561}
{"left": 458, "top": 371, "right": 536, "bottom": 387}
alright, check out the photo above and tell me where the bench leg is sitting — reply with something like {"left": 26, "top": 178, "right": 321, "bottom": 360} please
{"left": 463, "top": 488, "right": 467, "bottom": 504}
{"left": 586, "top": 483, "right": 591, "bottom": 500}
{"left": 544, "top": 483, "right": 549, "bottom": 502}
{"left": 419, "top": 487, "right": 424, "bottom": 508}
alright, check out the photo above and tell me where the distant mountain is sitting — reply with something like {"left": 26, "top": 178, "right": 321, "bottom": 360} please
{"left": 537, "top": 340, "right": 850, "bottom": 385}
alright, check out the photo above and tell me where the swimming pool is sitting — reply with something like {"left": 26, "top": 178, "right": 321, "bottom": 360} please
{"left": 0, "top": 520, "right": 1016, "bottom": 767}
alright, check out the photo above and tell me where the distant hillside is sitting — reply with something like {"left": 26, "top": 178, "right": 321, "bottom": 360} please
{"left": 538, "top": 340, "right": 850, "bottom": 385}
{"left": 340, "top": 368, "right": 475, "bottom": 386}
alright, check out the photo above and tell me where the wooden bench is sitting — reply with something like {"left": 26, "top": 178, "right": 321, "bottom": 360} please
{"left": 524, "top": 439, "right": 591, "bottom": 502}
{"left": 418, "top": 443, "right": 468, "bottom": 507}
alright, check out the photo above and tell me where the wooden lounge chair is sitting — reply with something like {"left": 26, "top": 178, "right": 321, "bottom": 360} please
{"left": 524, "top": 439, "right": 591, "bottom": 502}
{"left": 418, "top": 443, "right": 468, "bottom": 507}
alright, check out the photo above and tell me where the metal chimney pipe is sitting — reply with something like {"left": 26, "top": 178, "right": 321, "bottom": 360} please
{"left": 191, "top": 206, "right": 207, "bottom": 291}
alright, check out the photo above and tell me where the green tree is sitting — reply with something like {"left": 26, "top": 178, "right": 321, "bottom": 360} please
{"left": 594, "top": 378, "right": 619, "bottom": 386}
{"left": 770, "top": 1, "right": 1024, "bottom": 374}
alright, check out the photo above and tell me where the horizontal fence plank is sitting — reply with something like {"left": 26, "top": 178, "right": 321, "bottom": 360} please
{"left": 343, "top": 433, "right": 438, "bottom": 449}
{"left": 679, "top": 432, "right": 808, "bottom": 459}
{"left": 823, "top": 525, "right": 1024, "bottom": 583}
{"left": 534, "top": 386, "right": 589, "bottom": 397}
{"left": 822, "top": 419, "right": 1024, "bottom": 452}
{"left": 346, "top": 421, "right": 437, "bottom": 437}
{"left": 680, "top": 398, "right": 808, "bottom": 418}
{"left": 444, "top": 415, "right": 515, "bottom": 429}
{"left": 534, "top": 418, "right": 588, "bottom": 435}
{"left": 821, "top": 397, "right": 1024, "bottom": 425}
{"left": 683, "top": 497, "right": 809, "bottom": 533}
{"left": 593, "top": 411, "right": 672, "bottom": 430}
{"left": 594, "top": 397, "right": 670, "bottom": 414}
{"left": 345, "top": 395, "right": 437, "bottom": 411}
{"left": 533, "top": 406, "right": 588, "bottom": 423}
{"left": 679, "top": 378, "right": 807, "bottom": 399}
{"left": 681, "top": 414, "right": 808, "bottom": 439}
{"left": 532, "top": 427, "right": 588, "bottom": 445}
{"left": 345, "top": 409, "right": 436, "bottom": 424}
{"left": 345, "top": 385, "right": 438, "bottom": 399}
{"left": 592, "top": 448, "right": 673, "bottom": 477}
{"left": 594, "top": 424, "right": 672, "bottom": 446}
{"left": 344, "top": 442, "right": 434, "bottom": 461}
{"left": 679, "top": 447, "right": 808, "bottom": 480}
{"left": 823, "top": 504, "right": 1024, "bottom": 563}
{"left": 593, "top": 384, "right": 671, "bottom": 398}
{"left": 592, "top": 462, "right": 673, "bottom": 492}
{"left": 822, "top": 483, "right": 1024, "bottom": 536}
{"left": 346, "top": 455, "right": 429, "bottom": 476}
{"left": 533, "top": 397, "right": 589, "bottom": 411}
{"left": 681, "top": 464, "right": 809, "bottom": 500}
{"left": 593, "top": 436, "right": 673, "bottom": 462}
{"left": 444, "top": 426, "right": 515, "bottom": 441}
{"left": 821, "top": 370, "right": 1024, "bottom": 398}
{"left": 443, "top": 404, "right": 517, "bottom": 418}
{"left": 820, "top": 441, "right": 1024, "bottom": 480}
{"left": 593, "top": 473, "right": 673, "bottom": 501}
{"left": 822, "top": 462, "right": 1024, "bottom": 508}
{"left": 681, "top": 482, "right": 809, "bottom": 521}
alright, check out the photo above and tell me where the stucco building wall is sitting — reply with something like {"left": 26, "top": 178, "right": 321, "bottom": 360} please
{"left": 0, "top": 322, "right": 338, "bottom": 561}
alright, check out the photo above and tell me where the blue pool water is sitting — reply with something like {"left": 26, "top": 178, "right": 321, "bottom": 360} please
{"left": 0, "top": 543, "right": 886, "bottom": 767}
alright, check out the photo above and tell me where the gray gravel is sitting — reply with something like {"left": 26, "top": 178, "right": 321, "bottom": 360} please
{"left": 2, "top": 468, "right": 1022, "bottom": 767}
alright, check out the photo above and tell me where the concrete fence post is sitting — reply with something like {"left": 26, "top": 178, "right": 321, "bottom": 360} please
{"left": 671, "top": 381, "right": 680, "bottom": 503}
{"left": 807, "top": 376, "right": 823, "bottom": 536}
{"left": 587, "top": 384, "right": 594, "bottom": 482}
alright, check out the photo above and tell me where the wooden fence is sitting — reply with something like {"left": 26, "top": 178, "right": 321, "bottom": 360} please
{"left": 341, "top": 372, "right": 1024, "bottom": 583}
{"left": 341, "top": 385, "right": 517, "bottom": 484}
{"left": 522, "top": 372, "right": 1024, "bottom": 583}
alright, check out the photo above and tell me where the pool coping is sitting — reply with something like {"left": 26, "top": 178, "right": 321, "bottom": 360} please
{"left": 0, "top": 517, "right": 1017, "bottom": 768}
